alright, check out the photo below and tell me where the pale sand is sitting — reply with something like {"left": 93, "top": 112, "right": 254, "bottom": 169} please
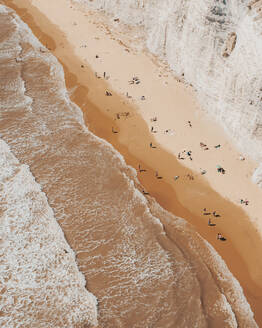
{"left": 4, "top": 0, "right": 262, "bottom": 323}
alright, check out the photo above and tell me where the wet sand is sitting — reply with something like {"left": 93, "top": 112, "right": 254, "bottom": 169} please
{"left": 2, "top": 5, "right": 258, "bottom": 327}
{"left": 2, "top": 0, "right": 262, "bottom": 324}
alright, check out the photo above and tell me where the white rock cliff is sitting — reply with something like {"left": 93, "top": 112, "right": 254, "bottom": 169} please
{"left": 76, "top": 0, "right": 262, "bottom": 181}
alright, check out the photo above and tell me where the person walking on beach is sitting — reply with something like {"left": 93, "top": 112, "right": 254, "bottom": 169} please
{"left": 178, "top": 153, "right": 185, "bottom": 160}
{"left": 203, "top": 211, "right": 211, "bottom": 215}
{"left": 213, "top": 211, "right": 220, "bottom": 217}
{"left": 200, "top": 142, "right": 209, "bottom": 150}
{"left": 208, "top": 219, "right": 216, "bottom": 226}
{"left": 139, "top": 164, "right": 146, "bottom": 173}
{"left": 186, "top": 174, "right": 194, "bottom": 180}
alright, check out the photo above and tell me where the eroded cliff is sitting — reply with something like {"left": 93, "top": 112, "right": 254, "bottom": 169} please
{"left": 0, "top": 4, "right": 258, "bottom": 328}
{"left": 75, "top": 0, "right": 262, "bottom": 182}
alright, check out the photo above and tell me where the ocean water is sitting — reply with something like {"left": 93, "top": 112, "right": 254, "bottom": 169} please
{"left": 0, "top": 4, "right": 258, "bottom": 328}
{"left": 0, "top": 139, "right": 97, "bottom": 328}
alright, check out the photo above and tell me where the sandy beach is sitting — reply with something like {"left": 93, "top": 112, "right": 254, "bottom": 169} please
{"left": 3, "top": 0, "right": 262, "bottom": 323}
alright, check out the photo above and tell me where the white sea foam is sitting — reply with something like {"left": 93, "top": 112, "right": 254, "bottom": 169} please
{"left": 0, "top": 139, "right": 97, "bottom": 327}
{"left": 0, "top": 4, "right": 258, "bottom": 327}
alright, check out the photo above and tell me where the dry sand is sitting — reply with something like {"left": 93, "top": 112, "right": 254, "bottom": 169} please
{"left": 3, "top": 0, "right": 262, "bottom": 324}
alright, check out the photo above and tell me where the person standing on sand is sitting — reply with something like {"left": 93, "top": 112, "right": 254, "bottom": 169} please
{"left": 208, "top": 219, "right": 216, "bottom": 226}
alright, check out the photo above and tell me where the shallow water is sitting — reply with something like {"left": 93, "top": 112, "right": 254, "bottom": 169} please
{"left": 0, "top": 5, "right": 258, "bottom": 327}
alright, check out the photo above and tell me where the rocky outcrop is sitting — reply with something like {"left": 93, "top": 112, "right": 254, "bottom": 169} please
{"left": 252, "top": 163, "right": 262, "bottom": 187}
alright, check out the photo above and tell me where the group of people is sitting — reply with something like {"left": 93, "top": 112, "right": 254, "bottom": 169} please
{"left": 178, "top": 150, "right": 192, "bottom": 161}
{"left": 103, "top": 76, "right": 252, "bottom": 245}
{"left": 204, "top": 209, "right": 226, "bottom": 241}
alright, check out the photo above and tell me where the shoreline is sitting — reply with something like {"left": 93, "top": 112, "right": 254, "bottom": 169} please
{"left": 3, "top": 0, "right": 262, "bottom": 324}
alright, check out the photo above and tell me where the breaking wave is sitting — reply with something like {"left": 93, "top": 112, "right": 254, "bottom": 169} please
{"left": 0, "top": 4, "right": 258, "bottom": 327}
